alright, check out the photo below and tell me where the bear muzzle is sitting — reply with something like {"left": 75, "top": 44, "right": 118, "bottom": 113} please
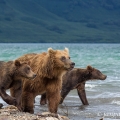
{"left": 28, "top": 73, "right": 37, "bottom": 79}
{"left": 100, "top": 74, "right": 107, "bottom": 80}
{"left": 65, "top": 62, "right": 75, "bottom": 70}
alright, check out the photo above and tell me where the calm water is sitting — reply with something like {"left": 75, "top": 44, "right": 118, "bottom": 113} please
{"left": 0, "top": 43, "right": 120, "bottom": 120}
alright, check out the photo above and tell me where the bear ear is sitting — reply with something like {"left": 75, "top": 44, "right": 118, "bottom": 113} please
{"left": 48, "top": 48, "right": 56, "bottom": 55}
{"left": 48, "top": 47, "right": 53, "bottom": 52}
{"left": 14, "top": 60, "right": 21, "bottom": 67}
{"left": 87, "top": 65, "right": 93, "bottom": 71}
{"left": 64, "top": 47, "right": 69, "bottom": 53}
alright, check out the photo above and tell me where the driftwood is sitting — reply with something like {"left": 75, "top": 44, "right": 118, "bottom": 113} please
{"left": 0, "top": 105, "right": 69, "bottom": 120}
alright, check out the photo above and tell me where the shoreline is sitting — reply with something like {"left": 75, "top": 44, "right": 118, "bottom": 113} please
{"left": 0, "top": 105, "right": 69, "bottom": 120}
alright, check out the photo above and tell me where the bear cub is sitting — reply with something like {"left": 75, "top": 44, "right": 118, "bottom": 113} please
{"left": 0, "top": 60, "right": 36, "bottom": 109}
{"left": 60, "top": 65, "right": 107, "bottom": 104}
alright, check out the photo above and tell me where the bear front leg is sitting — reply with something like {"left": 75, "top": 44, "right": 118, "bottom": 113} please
{"left": 46, "top": 89, "right": 60, "bottom": 113}
{"left": 40, "top": 93, "right": 47, "bottom": 105}
{"left": 77, "top": 82, "right": 89, "bottom": 105}
{"left": 0, "top": 87, "right": 17, "bottom": 105}
{"left": 21, "top": 91, "right": 35, "bottom": 114}
{"left": 10, "top": 80, "right": 23, "bottom": 111}
{"left": 60, "top": 88, "right": 70, "bottom": 104}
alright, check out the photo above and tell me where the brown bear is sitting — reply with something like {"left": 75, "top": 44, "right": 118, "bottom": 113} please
{"left": 40, "top": 65, "right": 107, "bottom": 105}
{"left": 0, "top": 60, "right": 36, "bottom": 109}
{"left": 10, "top": 48, "right": 75, "bottom": 113}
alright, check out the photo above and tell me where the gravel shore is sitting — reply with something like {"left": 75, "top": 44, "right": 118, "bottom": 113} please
{"left": 0, "top": 105, "right": 69, "bottom": 120}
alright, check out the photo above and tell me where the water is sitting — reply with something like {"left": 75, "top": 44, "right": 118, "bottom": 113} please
{"left": 0, "top": 43, "right": 120, "bottom": 120}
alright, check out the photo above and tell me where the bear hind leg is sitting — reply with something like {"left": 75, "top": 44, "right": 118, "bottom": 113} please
{"left": 40, "top": 93, "right": 47, "bottom": 105}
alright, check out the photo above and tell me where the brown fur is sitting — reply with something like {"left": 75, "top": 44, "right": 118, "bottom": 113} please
{"left": 40, "top": 66, "right": 107, "bottom": 105}
{"left": 0, "top": 60, "right": 36, "bottom": 109}
{"left": 10, "top": 48, "right": 75, "bottom": 113}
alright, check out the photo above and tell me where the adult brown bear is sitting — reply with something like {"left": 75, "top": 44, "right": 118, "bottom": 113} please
{"left": 40, "top": 66, "right": 107, "bottom": 105}
{"left": 10, "top": 48, "right": 75, "bottom": 113}
{"left": 0, "top": 60, "right": 36, "bottom": 109}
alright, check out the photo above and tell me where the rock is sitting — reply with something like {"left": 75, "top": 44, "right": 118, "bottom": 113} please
{"left": 0, "top": 105, "right": 70, "bottom": 120}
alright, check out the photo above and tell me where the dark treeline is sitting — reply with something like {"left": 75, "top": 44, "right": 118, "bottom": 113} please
{"left": 0, "top": 0, "right": 120, "bottom": 43}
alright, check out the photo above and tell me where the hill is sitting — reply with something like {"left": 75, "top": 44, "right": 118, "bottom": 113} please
{"left": 0, "top": 0, "right": 120, "bottom": 43}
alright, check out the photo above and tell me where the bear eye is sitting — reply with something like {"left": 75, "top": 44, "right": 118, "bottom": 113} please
{"left": 69, "top": 57, "right": 70, "bottom": 59}
{"left": 61, "top": 56, "right": 66, "bottom": 61}
{"left": 27, "top": 67, "right": 30, "bottom": 71}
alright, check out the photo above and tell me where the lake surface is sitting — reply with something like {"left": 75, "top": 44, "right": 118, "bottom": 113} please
{"left": 0, "top": 43, "right": 120, "bottom": 120}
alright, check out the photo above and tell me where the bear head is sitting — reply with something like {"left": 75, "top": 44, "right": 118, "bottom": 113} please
{"left": 86, "top": 65, "right": 107, "bottom": 80}
{"left": 48, "top": 48, "right": 75, "bottom": 70}
{"left": 41, "top": 48, "right": 75, "bottom": 79}
{"left": 14, "top": 60, "right": 36, "bottom": 79}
